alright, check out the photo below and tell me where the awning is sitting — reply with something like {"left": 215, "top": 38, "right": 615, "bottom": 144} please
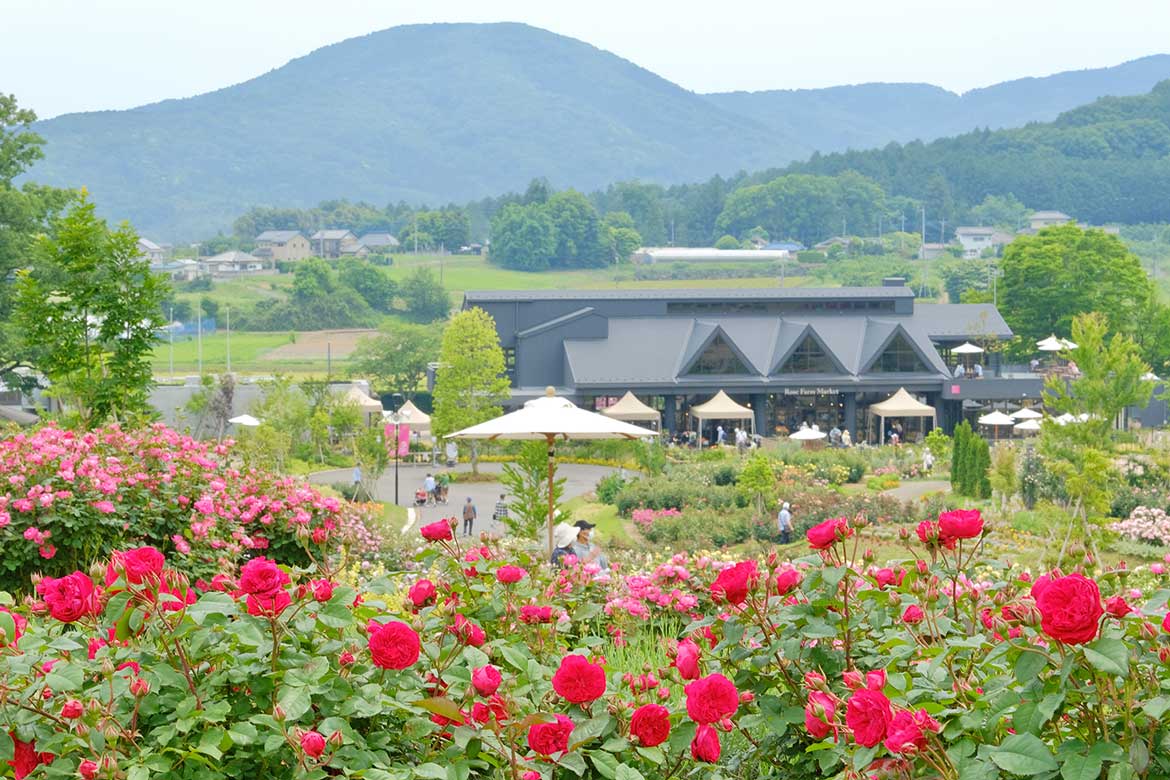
{"left": 343, "top": 387, "right": 384, "bottom": 414}
{"left": 395, "top": 399, "right": 431, "bottom": 430}
{"left": 601, "top": 392, "right": 662, "bottom": 423}
{"left": 689, "top": 390, "right": 754, "bottom": 420}
{"left": 868, "top": 388, "right": 935, "bottom": 417}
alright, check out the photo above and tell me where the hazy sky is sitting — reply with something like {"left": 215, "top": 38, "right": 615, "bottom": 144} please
{"left": 7, "top": 0, "right": 1170, "bottom": 119}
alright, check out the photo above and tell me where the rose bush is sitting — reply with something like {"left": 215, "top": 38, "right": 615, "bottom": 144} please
{"left": 2, "top": 496, "right": 1170, "bottom": 778}
{"left": 0, "top": 424, "right": 382, "bottom": 591}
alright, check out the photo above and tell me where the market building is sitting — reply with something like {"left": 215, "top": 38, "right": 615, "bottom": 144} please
{"left": 461, "top": 280, "right": 1108, "bottom": 443}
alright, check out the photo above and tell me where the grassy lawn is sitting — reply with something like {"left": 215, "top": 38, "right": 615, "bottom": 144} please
{"left": 151, "top": 331, "right": 306, "bottom": 375}
{"left": 562, "top": 496, "right": 631, "bottom": 545}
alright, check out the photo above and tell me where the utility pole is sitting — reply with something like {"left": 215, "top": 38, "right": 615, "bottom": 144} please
{"left": 921, "top": 207, "right": 926, "bottom": 246}
{"left": 939, "top": 220, "right": 946, "bottom": 244}
{"left": 225, "top": 305, "right": 231, "bottom": 374}
{"left": 196, "top": 300, "right": 203, "bottom": 377}
{"left": 413, "top": 213, "right": 418, "bottom": 255}
{"left": 168, "top": 305, "right": 174, "bottom": 379}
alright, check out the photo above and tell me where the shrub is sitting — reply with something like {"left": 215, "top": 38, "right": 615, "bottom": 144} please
{"left": 0, "top": 424, "right": 369, "bottom": 590}
{"left": 594, "top": 473, "right": 627, "bottom": 504}
{"left": 1111, "top": 505, "right": 1170, "bottom": 546}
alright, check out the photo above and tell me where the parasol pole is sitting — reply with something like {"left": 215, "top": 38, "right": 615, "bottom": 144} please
{"left": 547, "top": 432, "right": 556, "bottom": 560}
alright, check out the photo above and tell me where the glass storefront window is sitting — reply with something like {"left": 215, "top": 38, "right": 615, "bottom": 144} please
{"left": 871, "top": 333, "right": 928, "bottom": 373}
{"left": 686, "top": 335, "right": 749, "bottom": 375}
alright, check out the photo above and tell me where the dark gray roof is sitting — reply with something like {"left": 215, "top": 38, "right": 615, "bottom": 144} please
{"left": 563, "top": 313, "right": 950, "bottom": 386}
{"left": 311, "top": 229, "right": 356, "bottom": 240}
{"left": 915, "top": 304, "right": 1012, "bottom": 339}
{"left": 358, "top": 232, "right": 400, "bottom": 248}
{"left": 255, "top": 230, "right": 303, "bottom": 242}
{"left": 465, "top": 287, "right": 914, "bottom": 303}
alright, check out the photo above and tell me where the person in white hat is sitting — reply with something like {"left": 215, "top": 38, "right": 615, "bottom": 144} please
{"left": 550, "top": 522, "right": 579, "bottom": 567}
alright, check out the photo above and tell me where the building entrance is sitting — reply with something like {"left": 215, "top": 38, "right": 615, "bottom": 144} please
{"left": 767, "top": 391, "right": 846, "bottom": 437}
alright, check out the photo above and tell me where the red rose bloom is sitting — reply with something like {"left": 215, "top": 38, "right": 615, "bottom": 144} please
{"left": 420, "top": 519, "right": 454, "bottom": 542}
{"left": 872, "top": 568, "right": 903, "bottom": 589}
{"left": 495, "top": 565, "right": 527, "bottom": 584}
{"left": 472, "top": 664, "right": 502, "bottom": 697}
{"left": 300, "top": 730, "right": 326, "bottom": 758}
{"left": 884, "top": 709, "right": 940, "bottom": 754}
{"left": 107, "top": 546, "right": 165, "bottom": 586}
{"left": 845, "top": 688, "right": 892, "bottom": 747}
{"left": 79, "top": 759, "right": 99, "bottom": 780}
{"left": 368, "top": 620, "right": 421, "bottom": 669}
{"left": 773, "top": 567, "right": 802, "bottom": 596}
{"left": 674, "top": 638, "right": 701, "bottom": 680}
{"left": 238, "top": 557, "right": 289, "bottom": 598}
{"left": 61, "top": 699, "right": 83, "bottom": 719}
{"left": 527, "top": 714, "right": 574, "bottom": 755}
{"left": 408, "top": 579, "right": 437, "bottom": 608}
{"left": 916, "top": 520, "right": 955, "bottom": 550}
{"left": 1105, "top": 595, "right": 1133, "bottom": 618}
{"left": 937, "top": 509, "right": 983, "bottom": 541}
{"left": 471, "top": 694, "right": 509, "bottom": 725}
{"left": 7, "top": 734, "right": 50, "bottom": 780}
{"left": 246, "top": 590, "right": 291, "bottom": 616}
{"left": 690, "top": 724, "right": 721, "bottom": 762}
{"left": 710, "top": 560, "right": 758, "bottom": 605}
{"left": 629, "top": 704, "right": 671, "bottom": 747}
{"left": 1035, "top": 573, "right": 1104, "bottom": 645}
{"left": 311, "top": 579, "right": 334, "bottom": 602}
{"left": 684, "top": 673, "right": 740, "bottom": 725}
{"left": 807, "top": 517, "right": 850, "bottom": 550}
{"left": 805, "top": 691, "right": 837, "bottom": 739}
{"left": 552, "top": 654, "right": 607, "bottom": 703}
{"left": 1163, "top": 612, "right": 1170, "bottom": 633}
{"left": 36, "top": 571, "right": 99, "bottom": 623}
{"left": 901, "top": 605, "right": 925, "bottom": 625}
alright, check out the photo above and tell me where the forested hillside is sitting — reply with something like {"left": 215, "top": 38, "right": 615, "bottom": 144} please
{"left": 22, "top": 20, "right": 1170, "bottom": 240}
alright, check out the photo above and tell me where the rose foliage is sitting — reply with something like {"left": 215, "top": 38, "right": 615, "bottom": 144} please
{"left": 1, "top": 498, "right": 1170, "bottom": 778}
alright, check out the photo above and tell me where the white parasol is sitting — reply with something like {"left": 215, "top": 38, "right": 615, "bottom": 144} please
{"left": 228, "top": 414, "right": 261, "bottom": 427}
{"left": 447, "top": 387, "right": 654, "bottom": 555}
{"left": 789, "top": 425, "right": 827, "bottom": 441}
{"left": 977, "top": 410, "right": 1016, "bottom": 442}
{"left": 952, "top": 342, "right": 984, "bottom": 355}
{"left": 1011, "top": 408, "right": 1043, "bottom": 420}
{"left": 1013, "top": 419, "right": 1042, "bottom": 432}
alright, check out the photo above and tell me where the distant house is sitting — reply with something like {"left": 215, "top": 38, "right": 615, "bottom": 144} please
{"left": 357, "top": 232, "right": 400, "bottom": 252}
{"left": 456, "top": 243, "right": 484, "bottom": 255}
{"left": 310, "top": 230, "right": 359, "bottom": 258}
{"left": 1028, "top": 211, "right": 1072, "bottom": 231}
{"left": 201, "top": 251, "right": 266, "bottom": 276}
{"left": 151, "top": 258, "right": 199, "bottom": 282}
{"left": 918, "top": 243, "right": 949, "bottom": 261}
{"left": 954, "top": 227, "right": 1014, "bottom": 259}
{"left": 764, "top": 241, "right": 806, "bottom": 252}
{"left": 137, "top": 238, "right": 166, "bottom": 262}
{"left": 254, "top": 230, "right": 311, "bottom": 262}
{"left": 813, "top": 237, "right": 850, "bottom": 252}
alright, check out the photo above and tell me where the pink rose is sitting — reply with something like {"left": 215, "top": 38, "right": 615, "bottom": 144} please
{"left": 674, "top": 638, "right": 702, "bottom": 680}
{"left": 472, "top": 665, "right": 502, "bottom": 697}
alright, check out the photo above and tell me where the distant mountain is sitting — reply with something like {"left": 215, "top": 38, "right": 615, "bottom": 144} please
{"left": 22, "top": 22, "right": 1170, "bottom": 240}
{"left": 706, "top": 54, "right": 1170, "bottom": 153}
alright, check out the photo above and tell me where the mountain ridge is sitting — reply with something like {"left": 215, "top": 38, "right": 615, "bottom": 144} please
{"left": 22, "top": 22, "right": 1170, "bottom": 240}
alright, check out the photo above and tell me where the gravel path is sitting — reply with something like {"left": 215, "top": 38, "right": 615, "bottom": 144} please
{"left": 882, "top": 479, "right": 951, "bottom": 501}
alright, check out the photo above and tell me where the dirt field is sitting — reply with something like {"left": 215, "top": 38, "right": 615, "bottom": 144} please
{"left": 261, "top": 329, "right": 377, "bottom": 361}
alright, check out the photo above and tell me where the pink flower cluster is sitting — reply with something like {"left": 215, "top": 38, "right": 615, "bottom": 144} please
{"left": 1112, "top": 506, "right": 1170, "bottom": 546}
{"left": 631, "top": 507, "right": 682, "bottom": 529}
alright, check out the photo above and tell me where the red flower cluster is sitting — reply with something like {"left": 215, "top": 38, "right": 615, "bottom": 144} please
{"left": 527, "top": 714, "right": 574, "bottom": 755}
{"left": 807, "top": 517, "right": 851, "bottom": 550}
{"left": 628, "top": 703, "right": 671, "bottom": 747}
{"left": 673, "top": 638, "right": 701, "bottom": 680}
{"left": 710, "top": 561, "right": 758, "bottom": 605}
{"left": 451, "top": 614, "right": 486, "bottom": 646}
{"left": 407, "top": 579, "right": 437, "bottom": 608}
{"left": 420, "top": 519, "right": 454, "bottom": 542}
{"left": 472, "top": 664, "right": 502, "bottom": 697}
{"left": 106, "top": 546, "right": 165, "bottom": 586}
{"left": 937, "top": 509, "right": 983, "bottom": 541}
{"left": 805, "top": 691, "right": 837, "bottom": 739}
{"left": 845, "top": 688, "right": 892, "bottom": 747}
{"left": 519, "top": 605, "right": 554, "bottom": 624}
{"left": 238, "top": 557, "right": 291, "bottom": 617}
{"left": 884, "top": 709, "right": 941, "bottom": 754}
{"left": 495, "top": 565, "right": 527, "bottom": 584}
{"left": 552, "top": 654, "right": 607, "bottom": 703}
{"left": 36, "top": 571, "right": 99, "bottom": 623}
{"left": 684, "top": 673, "right": 739, "bottom": 725}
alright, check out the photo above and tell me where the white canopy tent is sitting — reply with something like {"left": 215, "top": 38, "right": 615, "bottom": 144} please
{"left": 447, "top": 387, "right": 654, "bottom": 555}
{"left": 389, "top": 399, "right": 431, "bottom": 440}
{"left": 689, "top": 390, "right": 754, "bottom": 445}
{"left": 978, "top": 410, "right": 1016, "bottom": 442}
{"left": 601, "top": 392, "right": 662, "bottom": 429}
{"left": 343, "top": 387, "right": 385, "bottom": 426}
{"left": 227, "top": 414, "right": 261, "bottom": 428}
{"left": 869, "top": 388, "right": 936, "bottom": 444}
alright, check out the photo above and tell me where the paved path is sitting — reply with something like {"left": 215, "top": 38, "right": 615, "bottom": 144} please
{"left": 882, "top": 479, "right": 951, "bottom": 502}
{"left": 308, "top": 462, "right": 621, "bottom": 537}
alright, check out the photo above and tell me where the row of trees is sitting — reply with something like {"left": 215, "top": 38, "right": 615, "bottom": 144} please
{"left": 489, "top": 187, "right": 641, "bottom": 270}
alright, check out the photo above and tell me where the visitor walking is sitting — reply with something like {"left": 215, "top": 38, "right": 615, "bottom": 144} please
{"left": 423, "top": 473, "right": 437, "bottom": 502}
{"left": 462, "top": 497, "right": 478, "bottom": 537}
{"left": 777, "top": 502, "right": 793, "bottom": 544}
{"left": 840, "top": 429, "right": 852, "bottom": 448}
{"left": 716, "top": 425, "right": 726, "bottom": 446}
{"left": 923, "top": 448, "right": 935, "bottom": 473}
{"left": 492, "top": 493, "right": 509, "bottom": 526}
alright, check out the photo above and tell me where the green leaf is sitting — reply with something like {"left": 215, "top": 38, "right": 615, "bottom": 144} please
{"left": 415, "top": 697, "right": 465, "bottom": 724}
{"left": 1141, "top": 696, "right": 1170, "bottom": 719}
{"left": 227, "top": 722, "right": 258, "bottom": 745}
{"left": 990, "top": 733, "right": 1059, "bottom": 775}
{"left": 590, "top": 750, "right": 619, "bottom": 780}
{"left": 636, "top": 746, "right": 665, "bottom": 764}
{"left": 1083, "top": 638, "right": 1128, "bottom": 677}
{"left": 413, "top": 764, "right": 448, "bottom": 779}
{"left": 316, "top": 601, "right": 354, "bottom": 629}
{"left": 44, "top": 663, "right": 84, "bottom": 692}
{"left": 558, "top": 751, "right": 587, "bottom": 777}
{"left": 187, "top": 592, "right": 239, "bottom": 625}
{"left": 615, "top": 765, "right": 645, "bottom": 780}
{"left": 277, "top": 686, "right": 312, "bottom": 721}
{"left": 127, "top": 767, "right": 150, "bottom": 780}
{"left": 569, "top": 715, "right": 612, "bottom": 748}
{"left": 1061, "top": 754, "right": 1103, "bottom": 780}
{"left": 1014, "top": 650, "right": 1048, "bottom": 685}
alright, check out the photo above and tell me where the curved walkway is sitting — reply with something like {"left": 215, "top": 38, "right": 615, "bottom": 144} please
{"left": 308, "top": 461, "right": 621, "bottom": 536}
{"left": 882, "top": 479, "right": 950, "bottom": 502}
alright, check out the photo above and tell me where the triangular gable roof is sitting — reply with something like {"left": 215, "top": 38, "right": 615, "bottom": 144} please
{"left": 770, "top": 322, "right": 849, "bottom": 375}
{"left": 869, "top": 388, "right": 935, "bottom": 417}
{"left": 602, "top": 392, "right": 661, "bottom": 422}
{"left": 397, "top": 399, "right": 430, "bottom": 428}
{"left": 690, "top": 390, "right": 754, "bottom": 420}
{"left": 859, "top": 322, "right": 938, "bottom": 374}
{"left": 342, "top": 386, "right": 384, "bottom": 413}
{"left": 677, "top": 322, "right": 758, "bottom": 376}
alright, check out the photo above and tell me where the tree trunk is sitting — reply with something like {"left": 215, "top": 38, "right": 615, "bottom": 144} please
{"left": 471, "top": 441, "right": 479, "bottom": 475}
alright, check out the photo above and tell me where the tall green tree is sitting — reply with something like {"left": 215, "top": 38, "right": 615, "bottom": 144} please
{"left": 431, "top": 308, "right": 511, "bottom": 473}
{"left": 0, "top": 94, "right": 75, "bottom": 382}
{"left": 489, "top": 203, "right": 556, "bottom": 271}
{"left": 999, "top": 225, "right": 1152, "bottom": 347}
{"left": 13, "top": 194, "right": 168, "bottom": 426}
{"left": 498, "top": 440, "right": 565, "bottom": 540}
{"left": 338, "top": 259, "right": 397, "bottom": 312}
{"left": 400, "top": 268, "right": 450, "bottom": 323}
{"left": 348, "top": 322, "right": 440, "bottom": 396}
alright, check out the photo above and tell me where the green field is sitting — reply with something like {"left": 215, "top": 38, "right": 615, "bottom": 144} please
{"left": 152, "top": 331, "right": 350, "bottom": 377}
